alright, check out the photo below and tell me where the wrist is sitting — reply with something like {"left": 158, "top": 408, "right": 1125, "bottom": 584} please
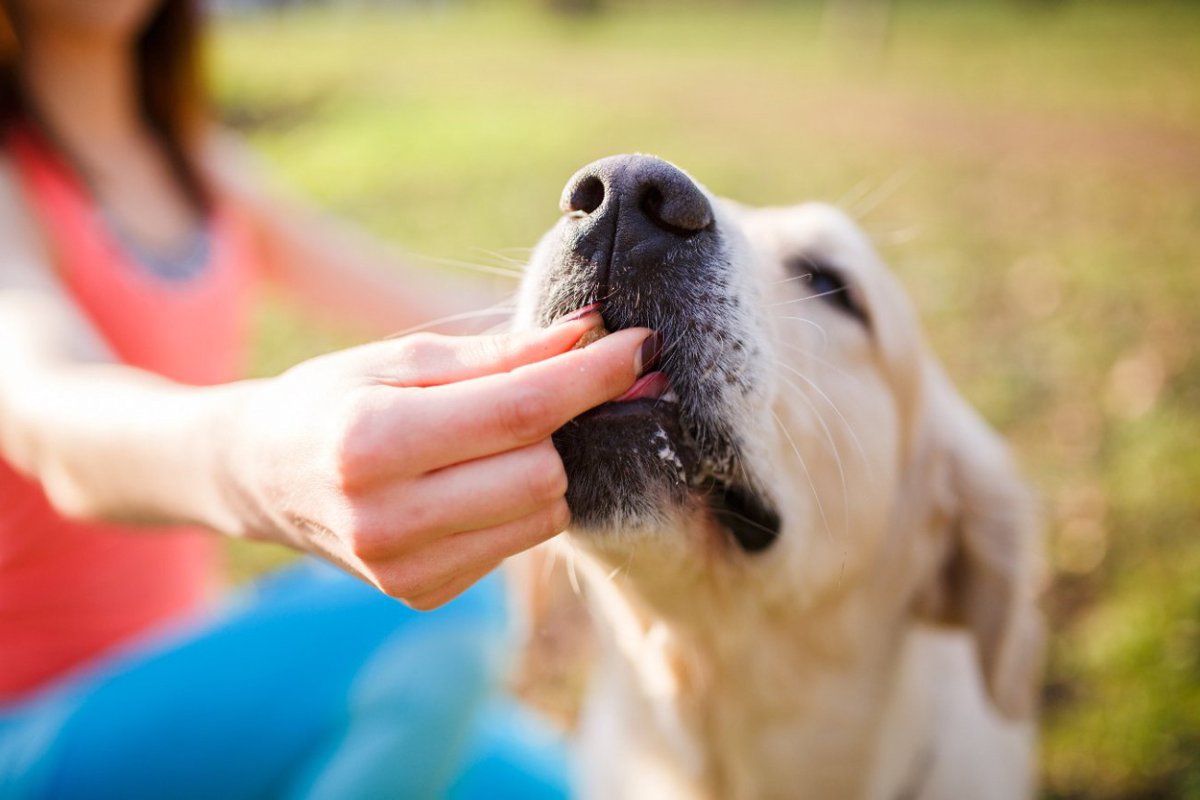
{"left": 189, "top": 379, "right": 273, "bottom": 540}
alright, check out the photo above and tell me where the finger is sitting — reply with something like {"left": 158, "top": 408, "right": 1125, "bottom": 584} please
{"left": 393, "top": 326, "right": 654, "bottom": 469}
{"left": 355, "top": 307, "right": 603, "bottom": 388}
{"left": 375, "top": 500, "right": 570, "bottom": 601}
{"left": 354, "top": 439, "right": 566, "bottom": 554}
{"left": 404, "top": 560, "right": 502, "bottom": 612}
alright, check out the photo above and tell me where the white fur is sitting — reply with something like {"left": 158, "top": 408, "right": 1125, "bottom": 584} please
{"left": 514, "top": 196, "right": 1043, "bottom": 800}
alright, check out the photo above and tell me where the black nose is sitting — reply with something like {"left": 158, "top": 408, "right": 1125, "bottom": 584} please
{"left": 560, "top": 154, "right": 713, "bottom": 237}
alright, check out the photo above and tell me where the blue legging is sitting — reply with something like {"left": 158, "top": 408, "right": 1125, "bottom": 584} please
{"left": 0, "top": 560, "right": 570, "bottom": 799}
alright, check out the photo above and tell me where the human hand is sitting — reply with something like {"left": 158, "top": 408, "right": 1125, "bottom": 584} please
{"left": 217, "top": 308, "right": 654, "bottom": 609}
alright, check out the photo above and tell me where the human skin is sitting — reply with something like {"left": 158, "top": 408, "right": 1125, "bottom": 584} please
{"left": 0, "top": 0, "right": 652, "bottom": 609}
{"left": 0, "top": 281, "right": 649, "bottom": 610}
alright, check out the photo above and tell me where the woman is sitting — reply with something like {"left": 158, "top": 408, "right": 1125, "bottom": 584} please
{"left": 0, "top": 0, "right": 653, "bottom": 795}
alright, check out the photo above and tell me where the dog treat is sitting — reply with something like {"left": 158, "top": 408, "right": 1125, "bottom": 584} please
{"left": 574, "top": 325, "right": 609, "bottom": 349}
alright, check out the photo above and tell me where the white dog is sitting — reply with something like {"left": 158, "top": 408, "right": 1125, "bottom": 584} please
{"left": 512, "top": 155, "right": 1044, "bottom": 800}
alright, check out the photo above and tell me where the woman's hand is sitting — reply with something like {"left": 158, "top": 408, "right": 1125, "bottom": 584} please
{"left": 218, "top": 309, "right": 652, "bottom": 609}
{"left": 0, "top": 219, "right": 645, "bottom": 610}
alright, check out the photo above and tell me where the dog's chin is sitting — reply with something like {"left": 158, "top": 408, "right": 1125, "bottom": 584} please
{"left": 553, "top": 398, "right": 693, "bottom": 535}
{"left": 553, "top": 399, "right": 781, "bottom": 553}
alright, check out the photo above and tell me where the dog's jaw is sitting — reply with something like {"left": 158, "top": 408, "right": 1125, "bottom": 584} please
{"left": 515, "top": 166, "right": 782, "bottom": 553}
{"left": 515, "top": 160, "right": 1042, "bottom": 800}
{"left": 570, "top": 546, "right": 925, "bottom": 800}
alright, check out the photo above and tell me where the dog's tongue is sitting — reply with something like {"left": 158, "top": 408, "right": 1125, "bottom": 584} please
{"left": 571, "top": 318, "right": 673, "bottom": 404}
{"left": 615, "top": 371, "right": 671, "bottom": 403}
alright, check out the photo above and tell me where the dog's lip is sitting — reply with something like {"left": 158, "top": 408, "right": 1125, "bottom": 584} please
{"left": 582, "top": 373, "right": 679, "bottom": 423}
{"left": 556, "top": 312, "right": 781, "bottom": 554}
{"left": 614, "top": 371, "right": 674, "bottom": 404}
{"left": 701, "top": 482, "right": 782, "bottom": 553}
{"left": 578, "top": 395, "right": 679, "bottom": 423}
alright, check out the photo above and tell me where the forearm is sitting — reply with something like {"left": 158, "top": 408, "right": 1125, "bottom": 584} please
{"left": 0, "top": 359, "right": 253, "bottom": 535}
{"left": 0, "top": 305, "right": 646, "bottom": 608}
{"left": 257, "top": 204, "right": 509, "bottom": 339}
{"left": 207, "top": 132, "right": 509, "bottom": 339}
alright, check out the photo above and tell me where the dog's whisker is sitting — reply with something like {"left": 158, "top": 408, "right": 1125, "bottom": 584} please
{"left": 865, "top": 225, "right": 923, "bottom": 246}
{"left": 607, "top": 549, "right": 636, "bottom": 584}
{"left": 766, "top": 273, "right": 814, "bottom": 287}
{"left": 720, "top": 436, "right": 755, "bottom": 496}
{"left": 765, "top": 287, "right": 851, "bottom": 308}
{"left": 835, "top": 177, "right": 876, "bottom": 214}
{"left": 408, "top": 252, "right": 525, "bottom": 279}
{"left": 563, "top": 539, "right": 583, "bottom": 599}
{"left": 846, "top": 164, "right": 917, "bottom": 220}
{"left": 541, "top": 544, "right": 560, "bottom": 584}
{"left": 773, "top": 359, "right": 872, "bottom": 475}
{"left": 466, "top": 246, "right": 532, "bottom": 267}
{"left": 383, "top": 304, "right": 517, "bottom": 339}
{"left": 773, "top": 339, "right": 868, "bottom": 391}
{"left": 770, "top": 408, "right": 832, "bottom": 541}
{"left": 483, "top": 245, "right": 535, "bottom": 255}
{"left": 777, "top": 372, "right": 850, "bottom": 540}
{"left": 715, "top": 507, "right": 779, "bottom": 537}
{"left": 704, "top": 320, "right": 739, "bottom": 382}
{"left": 772, "top": 315, "right": 830, "bottom": 354}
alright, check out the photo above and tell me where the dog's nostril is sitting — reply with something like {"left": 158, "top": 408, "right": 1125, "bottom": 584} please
{"left": 639, "top": 187, "right": 667, "bottom": 228}
{"left": 559, "top": 155, "right": 713, "bottom": 240}
{"left": 638, "top": 179, "right": 712, "bottom": 236}
{"left": 565, "top": 175, "right": 605, "bottom": 215}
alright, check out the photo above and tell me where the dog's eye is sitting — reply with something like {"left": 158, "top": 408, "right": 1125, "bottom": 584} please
{"left": 796, "top": 262, "right": 869, "bottom": 326}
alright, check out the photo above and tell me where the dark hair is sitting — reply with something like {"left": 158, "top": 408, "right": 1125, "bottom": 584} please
{"left": 0, "top": 0, "right": 209, "bottom": 209}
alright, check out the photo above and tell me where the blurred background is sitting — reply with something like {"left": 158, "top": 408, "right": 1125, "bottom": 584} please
{"left": 207, "top": 1, "right": 1200, "bottom": 797}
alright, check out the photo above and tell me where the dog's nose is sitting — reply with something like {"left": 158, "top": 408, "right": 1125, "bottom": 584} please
{"left": 560, "top": 154, "right": 713, "bottom": 238}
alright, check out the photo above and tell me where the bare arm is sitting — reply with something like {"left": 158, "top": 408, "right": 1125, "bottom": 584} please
{"left": 0, "top": 159, "right": 242, "bottom": 526}
{"left": 0, "top": 159, "right": 650, "bottom": 607}
{"left": 206, "top": 132, "right": 508, "bottom": 338}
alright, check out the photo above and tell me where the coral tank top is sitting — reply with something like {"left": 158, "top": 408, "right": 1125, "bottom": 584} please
{"left": 0, "top": 124, "right": 257, "bottom": 702}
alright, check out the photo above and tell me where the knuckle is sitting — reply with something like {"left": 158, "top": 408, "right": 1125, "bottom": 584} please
{"left": 526, "top": 447, "right": 569, "bottom": 502}
{"left": 399, "top": 332, "right": 443, "bottom": 362}
{"left": 384, "top": 333, "right": 447, "bottom": 384}
{"left": 346, "top": 518, "right": 390, "bottom": 562}
{"left": 380, "top": 563, "right": 428, "bottom": 600}
{"left": 539, "top": 500, "right": 571, "bottom": 540}
{"left": 330, "top": 389, "right": 382, "bottom": 494}
{"left": 348, "top": 508, "right": 427, "bottom": 562}
{"left": 399, "top": 501, "right": 438, "bottom": 540}
{"left": 497, "top": 388, "right": 556, "bottom": 442}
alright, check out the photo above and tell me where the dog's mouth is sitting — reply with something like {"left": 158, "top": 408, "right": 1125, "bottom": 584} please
{"left": 528, "top": 155, "right": 780, "bottom": 553}
{"left": 554, "top": 321, "right": 778, "bottom": 553}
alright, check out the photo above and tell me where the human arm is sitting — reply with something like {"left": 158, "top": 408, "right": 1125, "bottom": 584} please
{"left": 205, "top": 132, "right": 505, "bottom": 338}
{"left": 0, "top": 162, "right": 648, "bottom": 608}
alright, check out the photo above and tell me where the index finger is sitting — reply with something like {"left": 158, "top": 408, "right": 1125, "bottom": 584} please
{"left": 397, "top": 327, "right": 653, "bottom": 469}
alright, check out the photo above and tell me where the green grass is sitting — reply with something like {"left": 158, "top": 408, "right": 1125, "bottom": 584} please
{"left": 209, "top": 2, "right": 1200, "bottom": 796}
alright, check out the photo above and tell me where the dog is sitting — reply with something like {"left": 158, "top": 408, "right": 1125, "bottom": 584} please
{"left": 511, "top": 155, "right": 1044, "bottom": 800}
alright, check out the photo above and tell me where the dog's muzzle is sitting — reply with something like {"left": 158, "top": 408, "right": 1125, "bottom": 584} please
{"left": 535, "top": 155, "right": 781, "bottom": 552}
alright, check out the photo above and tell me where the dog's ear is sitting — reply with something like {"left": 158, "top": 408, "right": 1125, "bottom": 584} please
{"left": 913, "top": 376, "right": 1045, "bottom": 720}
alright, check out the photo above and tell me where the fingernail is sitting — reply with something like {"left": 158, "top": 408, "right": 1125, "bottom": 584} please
{"left": 551, "top": 303, "right": 601, "bottom": 327}
{"left": 634, "top": 332, "right": 663, "bottom": 376}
